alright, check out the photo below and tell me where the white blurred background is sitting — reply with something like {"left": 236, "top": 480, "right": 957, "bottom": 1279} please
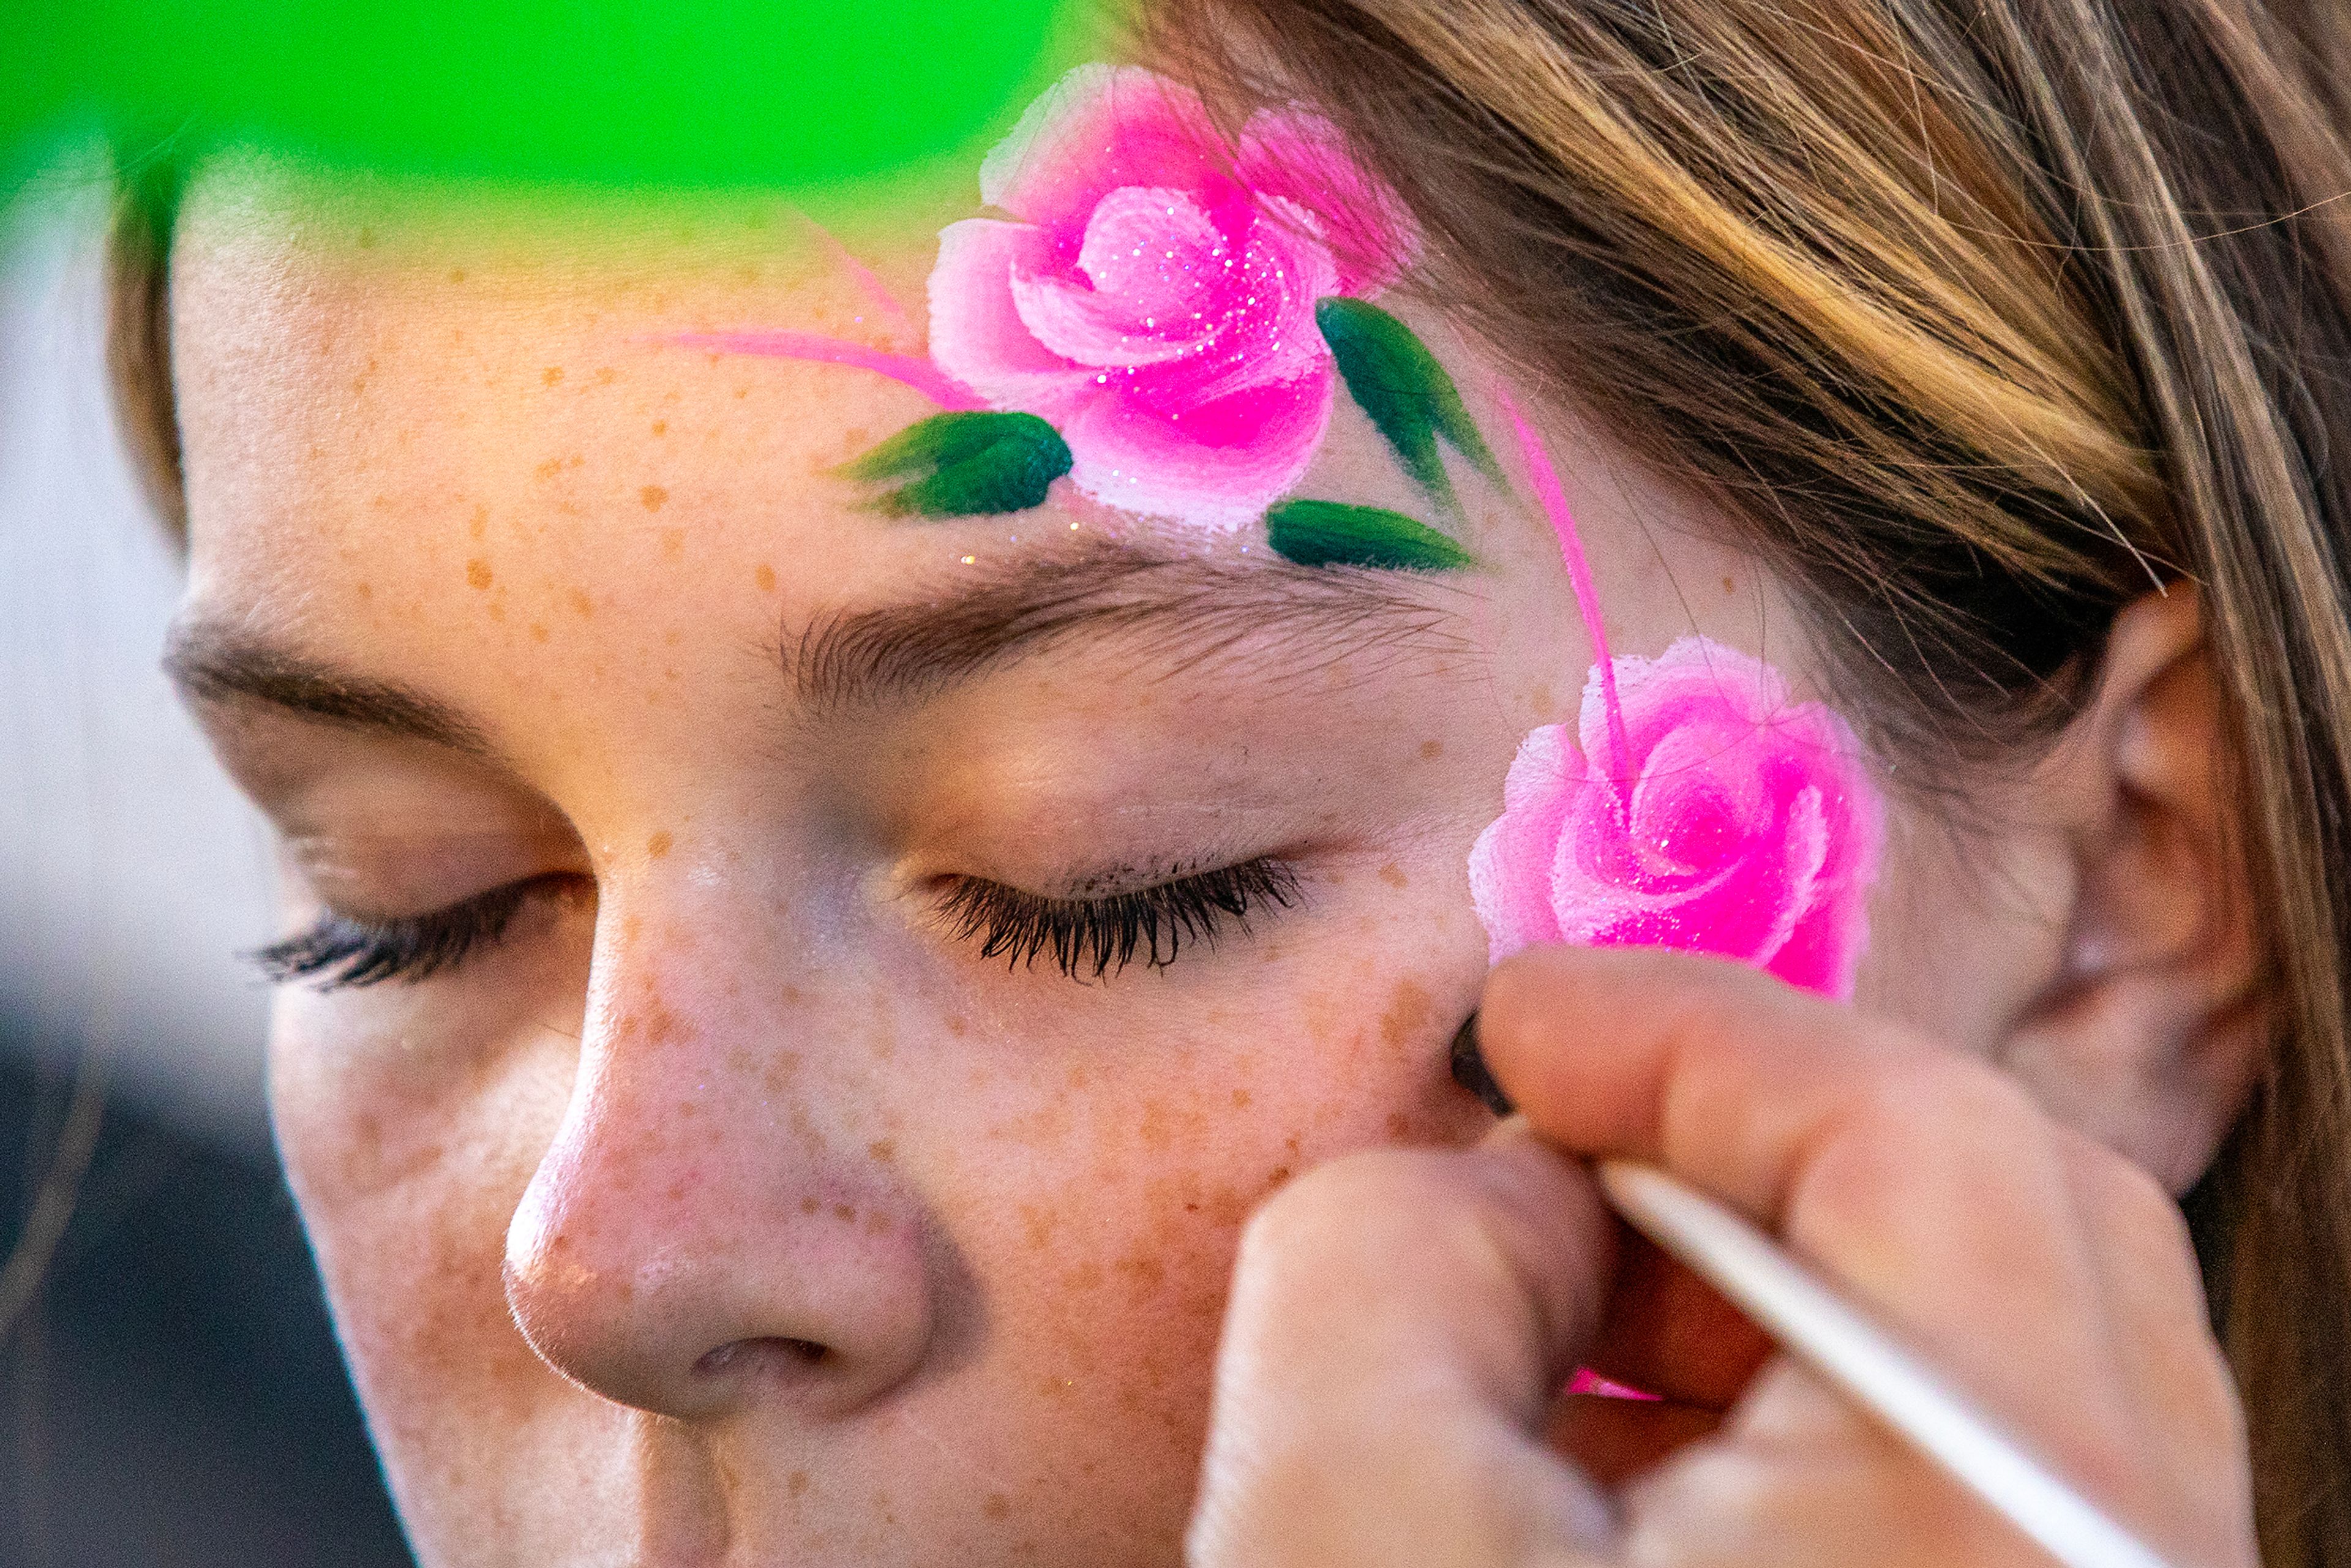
{"left": 0, "top": 148, "right": 277, "bottom": 1153}
{"left": 0, "top": 152, "right": 409, "bottom": 1567}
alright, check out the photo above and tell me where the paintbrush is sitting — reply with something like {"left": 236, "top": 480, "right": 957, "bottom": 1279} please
{"left": 1449, "top": 1016, "right": 2184, "bottom": 1568}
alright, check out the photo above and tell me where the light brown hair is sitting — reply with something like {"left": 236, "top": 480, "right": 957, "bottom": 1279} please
{"left": 1147, "top": 0, "right": 2351, "bottom": 1559}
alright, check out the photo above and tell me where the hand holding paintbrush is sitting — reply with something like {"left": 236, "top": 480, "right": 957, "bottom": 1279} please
{"left": 1187, "top": 947, "right": 2252, "bottom": 1568}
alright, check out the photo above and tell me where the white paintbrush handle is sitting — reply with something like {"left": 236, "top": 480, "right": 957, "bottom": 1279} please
{"left": 1595, "top": 1159, "right": 2184, "bottom": 1568}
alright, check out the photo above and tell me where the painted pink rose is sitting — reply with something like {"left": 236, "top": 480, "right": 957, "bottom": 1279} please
{"left": 1468, "top": 637, "right": 1884, "bottom": 999}
{"left": 927, "top": 63, "right": 1414, "bottom": 530}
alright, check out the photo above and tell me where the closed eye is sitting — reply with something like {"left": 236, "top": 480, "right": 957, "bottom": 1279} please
{"left": 251, "top": 873, "right": 589, "bottom": 990}
{"left": 929, "top": 857, "right": 1302, "bottom": 983}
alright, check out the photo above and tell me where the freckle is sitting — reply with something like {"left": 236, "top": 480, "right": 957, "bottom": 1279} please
{"left": 1420, "top": 739, "right": 1443, "bottom": 759}
{"left": 1231, "top": 1087, "right": 1252, "bottom": 1109}
{"left": 1267, "top": 1164, "right": 1292, "bottom": 1187}
{"left": 1378, "top": 862, "right": 1409, "bottom": 889}
{"left": 535, "top": 457, "right": 562, "bottom": 479}
{"left": 646, "top": 830, "right": 672, "bottom": 858}
{"left": 1060, "top": 1260, "right": 1103, "bottom": 1292}
{"left": 569, "top": 454, "right": 583, "bottom": 468}
{"left": 354, "top": 582, "right": 373, "bottom": 600}
{"left": 1378, "top": 978, "right": 1434, "bottom": 1053}
{"left": 1021, "top": 1204, "right": 1056, "bottom": 1249}
{"left": 1114, "top": 1255, "right": 1167, "bottom": 1289}
{"left": 666, "top": 1180, "right": 686, "bottom": 1201}
{"left": 801, "top": 1196, "right": 820, "bottom": 1215}
{"left": 1723, "top": 575, "right": 1737, "bottom": 595}
{"left": 833, "top": 1203, "right": 856, "bottom": 1223}
{"left": 754, "top": 563, "right": 777, "bottom": 592}
{"left": 643, "top": 1000, "right": 689, "bottom": 1045}
{"left": 486, "top": 601, "right": 506, "bottom": 621}
{"left": 1066, "top": 1063, "right": 1088, "bottom": 1089}
{"left": 787, "top": 1471, "right": 809, "bottom": 1498}
{"left": 1138, "top": 1100, "right": 1172, "bottom": 1152}
{"left": 659, "top": 527, "right": 685, "bottom": 557}
{"left": 596, "top": 367, "right": 617, "bottom": 385}
{"left": 641, "top": 484, "right": 669, "bottom": 512}
{"left": 448, "top": 268, "right": 466, "bottom": 283}
{"left": 1038, "top": 1375, "right": 1072, "bottom": 1400}
{"left": 867, "top": 1139, "right": 895, "bottom": 1163}
{"left": 356, "top": 227, "right": 377, "bottom": 247}
{"left": 530, "top": 623, "right": 549, "bottom": 642}
{"left": 651, "top": 420, "right": 669, "bottom": 437}
{"left": 1530, "top": 683, "right": 1555, "bottom": 718}
{"left": 465, "top": 558, "right": 493, "bottom": 590}
{"left": 983, "top": 1495, "right": 1011, "bottom": 1521}
{"left": 568, "top": 588, "right": 594, "bottom": 617}
{"left": 468, "top": 505, "right": 489, "bottom": 540}
{"left": 542, "top": 366, "right": 564, "bottom": 386}
{"left": 734, "top": 385, "right": 750, "bottom": 399}
{"left": 945, "top": 1015, "right": 967, "bottom": 1037}
{"left": 621, "top": 914, "right": 643, "bottom": 942}
{"left": 678, "top": 1101, "right": 699, "bottom": 1119}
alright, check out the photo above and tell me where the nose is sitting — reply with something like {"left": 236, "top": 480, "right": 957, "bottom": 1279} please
{"left": 503, "top": 932, "right": 932, "bottom": 1423}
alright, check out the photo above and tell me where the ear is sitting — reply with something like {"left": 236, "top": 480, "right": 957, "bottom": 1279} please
{"left": 1998, "top": 583, "right": 2266, "bottom": 1194}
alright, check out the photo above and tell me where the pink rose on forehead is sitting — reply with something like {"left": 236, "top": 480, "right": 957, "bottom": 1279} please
{"left": 1469, "top": 638, "right": 1884, "bottom": 999}
{"left": 926, "top": 64, "right": 1414, "bottom": 530}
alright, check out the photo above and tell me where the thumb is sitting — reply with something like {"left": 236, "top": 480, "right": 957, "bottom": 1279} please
{"left": 1188, "top": 1127, "right": 1620, "bottom": 1567}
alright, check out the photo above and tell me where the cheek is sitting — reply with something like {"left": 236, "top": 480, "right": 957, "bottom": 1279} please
{"left": 269, "top": 992, "right": 617, "bottom": 1556}
{"left": 913, "top": 950, "right": 1492, "bottom": 1528}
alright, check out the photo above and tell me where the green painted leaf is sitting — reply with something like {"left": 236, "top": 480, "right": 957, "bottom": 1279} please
{"left": 1265, "top": 499, "right": 1474, "bottom": 572}
{"left": 841, "top": 410, "right": 1073, "bottom": 517}
{"left": 1315, "top": 297, "right": 1502, "bottom": 515}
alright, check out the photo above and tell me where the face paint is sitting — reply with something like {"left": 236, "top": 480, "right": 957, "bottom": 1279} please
{"left": 1470, "top": 399, "right": 1883, "bottom": 999}
{"left": 668, "top": 63, "right": 1490, "bottom": 565}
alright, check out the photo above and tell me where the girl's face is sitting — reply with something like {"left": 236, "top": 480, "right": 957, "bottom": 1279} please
{"left": 165, "top": 156, "right": 2026, "bottom": 1566}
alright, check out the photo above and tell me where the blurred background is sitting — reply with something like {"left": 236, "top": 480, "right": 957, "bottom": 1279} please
{"left": 1, "top": 152, "right": 413, "bottom": 1567}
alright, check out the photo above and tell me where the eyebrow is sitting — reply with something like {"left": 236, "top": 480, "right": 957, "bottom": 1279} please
{"left": 163, "top": 622, "right": 496, "bottom": 756}
{"left": 787, "top": 541, "right": 1478, "bottom": 717}
{"left": 162, "top": 543, "right": 1479, "bottom": 746}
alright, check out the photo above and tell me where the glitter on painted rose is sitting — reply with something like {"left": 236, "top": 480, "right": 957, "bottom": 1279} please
{"left": 926, "top": 63, "right": 1415, "bottom": 530}
{"left": 1472, "top": 394, "right": 1883, "bottom": 999}
{"left": 1468, "top": 637, "right": 1884, "bottom": 999}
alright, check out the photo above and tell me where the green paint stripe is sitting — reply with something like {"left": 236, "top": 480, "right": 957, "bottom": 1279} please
{"left": 1265, "top": 499, "right": 1474, "bottom": 572}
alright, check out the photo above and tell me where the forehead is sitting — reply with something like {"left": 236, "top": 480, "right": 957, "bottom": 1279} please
{"left": 165, "top": 157, "right": 1438, "bottom": 601}
{"left": 169, "top": 162, "right": 959, "bottom": 593}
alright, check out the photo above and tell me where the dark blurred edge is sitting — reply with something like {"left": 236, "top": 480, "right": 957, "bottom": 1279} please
{"left": 1, "top": 1010, "right": 411, "bottom": 1568}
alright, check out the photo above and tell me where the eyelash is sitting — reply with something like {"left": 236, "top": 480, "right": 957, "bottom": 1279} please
{"left": 255, "top": 858, "right": 1301, "bottom": 991}
{"left": 933, "top": 858, "right": 1302, "bottom": 982}
{"left": 252, "top": 876, "right": 578, "bottom": 991}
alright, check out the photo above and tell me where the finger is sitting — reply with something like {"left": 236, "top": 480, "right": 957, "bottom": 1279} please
{"left": 1188, "top": 1135, "right": 1618, "bottom": 1568}
{"left": 1622, "top": 1363, "right": 2033, "bottom": 1568}
{"left": 1475, "top": 948, "right": 2194, "bottom": 1507}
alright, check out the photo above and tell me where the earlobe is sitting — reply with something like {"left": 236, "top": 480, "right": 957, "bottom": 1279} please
{"left": 2000, "top": 583, "right": 2267, "bottom": 1193}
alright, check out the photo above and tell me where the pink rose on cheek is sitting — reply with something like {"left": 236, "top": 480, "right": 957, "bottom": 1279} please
{"left": 1468, "top": 637, "right": 1884, "bottom": 999}
{"left": 926, "top": 64, "right": 1414, "bottom": 530}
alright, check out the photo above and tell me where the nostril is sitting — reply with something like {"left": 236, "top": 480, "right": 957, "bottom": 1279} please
{"left": 694, "top": 1337, "right": 831, "bottom": 1379}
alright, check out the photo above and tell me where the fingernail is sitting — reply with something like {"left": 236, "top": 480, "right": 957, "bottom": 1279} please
{"left": 1449, "top": 1011, "right": 1515, "bottom": 1116}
